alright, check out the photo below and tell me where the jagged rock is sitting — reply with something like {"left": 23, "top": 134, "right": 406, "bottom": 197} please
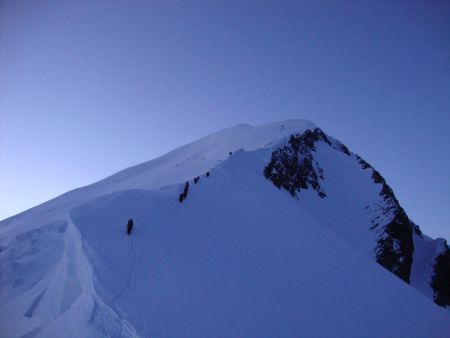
{"left": 431, "top": 241, "right": 450, "bottom": 307}
{"left": 337, "top": 143, "right": 351, "bottom": 156}
{"left": 356, "top": 155, "right": 372, "bottom": 170}
{"left": 356, "top": 153, "right": 416, "bottom": 284}
{"left": 412, "top": 223, "right": 422, "bottom": 236}
{"left": 374, "top": 209, "right": 413, "bottom": 283}
{"left": 264, "top": 129, "right": 327, "bottom": 199}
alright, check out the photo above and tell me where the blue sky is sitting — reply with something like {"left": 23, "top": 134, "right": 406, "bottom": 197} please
{"left": 1, "top": 1, "right": 449, "bottom": 238}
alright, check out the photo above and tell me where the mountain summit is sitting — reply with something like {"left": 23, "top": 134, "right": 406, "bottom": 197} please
{"left": 1, "top": 120, "right": 449, "bottom": 337}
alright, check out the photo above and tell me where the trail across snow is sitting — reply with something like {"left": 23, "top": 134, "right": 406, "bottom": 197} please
{"left": 113, "top": 236, "right": 138, "bottom": 317}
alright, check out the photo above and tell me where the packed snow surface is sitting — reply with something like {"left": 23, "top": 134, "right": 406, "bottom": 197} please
{"left": 1, "top": 120, "right": 449, "bottom": 337}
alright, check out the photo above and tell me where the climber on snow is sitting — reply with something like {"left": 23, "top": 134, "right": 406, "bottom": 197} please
{"left": 126, "top": 218, "right": 134, "bottom": 235}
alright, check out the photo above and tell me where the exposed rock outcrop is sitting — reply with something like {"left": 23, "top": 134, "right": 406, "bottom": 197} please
{"left": 263, "top": 129, "right": 329, "bottom": 199}
{"left": 430, "top": 240, "right": 450, "bottom": 307}
{"left": 265, "top": 129, "right": 417, "bottom": 285}
{"left": 263, "top": 127, "right": 447, "bottom": 306}
{"left": 357, "top": 158, "right": 415, "bottom": 283}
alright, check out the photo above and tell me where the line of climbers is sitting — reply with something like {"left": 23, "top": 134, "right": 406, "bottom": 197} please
{"left": 125, "top": 171, "right": 212, "bottom": 235}
{"left": 179, "top": 171, "right": 210, "bottom": 203}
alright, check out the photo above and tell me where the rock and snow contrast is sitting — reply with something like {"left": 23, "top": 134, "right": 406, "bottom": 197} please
{"left": 0, "top": 119, "right": 449, "bottom": 337}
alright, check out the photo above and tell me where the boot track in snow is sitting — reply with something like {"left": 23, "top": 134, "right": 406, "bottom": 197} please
{"left": 113, "top": 236, "right": 138, "bottom": 317}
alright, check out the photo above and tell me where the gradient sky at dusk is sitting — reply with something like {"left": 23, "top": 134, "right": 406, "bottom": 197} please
{"left": 1, "top": 1, "right": 449, "bottom": 238}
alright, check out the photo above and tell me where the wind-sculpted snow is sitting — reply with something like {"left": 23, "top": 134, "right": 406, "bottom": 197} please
{"left": 0, "top": 221, "right": 66, "bottom": 336}
{"left": 0, "top": 214, "right": 138, "bottom": 337}
{"left": 1, "top": 119, "right": 449, "bottom": 337}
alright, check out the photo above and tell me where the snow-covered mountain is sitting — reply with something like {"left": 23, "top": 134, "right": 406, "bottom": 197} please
{"left": 1, "top": 119, "right": 449, "bottom": 338}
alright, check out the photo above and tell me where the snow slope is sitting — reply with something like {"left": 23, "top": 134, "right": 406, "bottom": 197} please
{"left": 1, "top": 120, "right": 449, "bottom": 337}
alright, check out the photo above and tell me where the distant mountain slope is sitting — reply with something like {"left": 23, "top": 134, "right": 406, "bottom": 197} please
{"left": 1, "top": 120, "right": 448, "bottom": 337}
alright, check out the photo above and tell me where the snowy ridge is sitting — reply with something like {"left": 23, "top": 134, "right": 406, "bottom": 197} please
{"left": 1, "top": 120, "right": 316, "bottom": 228}
{"left": 0, "top": 119, "right": 449, "bottom": 337}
